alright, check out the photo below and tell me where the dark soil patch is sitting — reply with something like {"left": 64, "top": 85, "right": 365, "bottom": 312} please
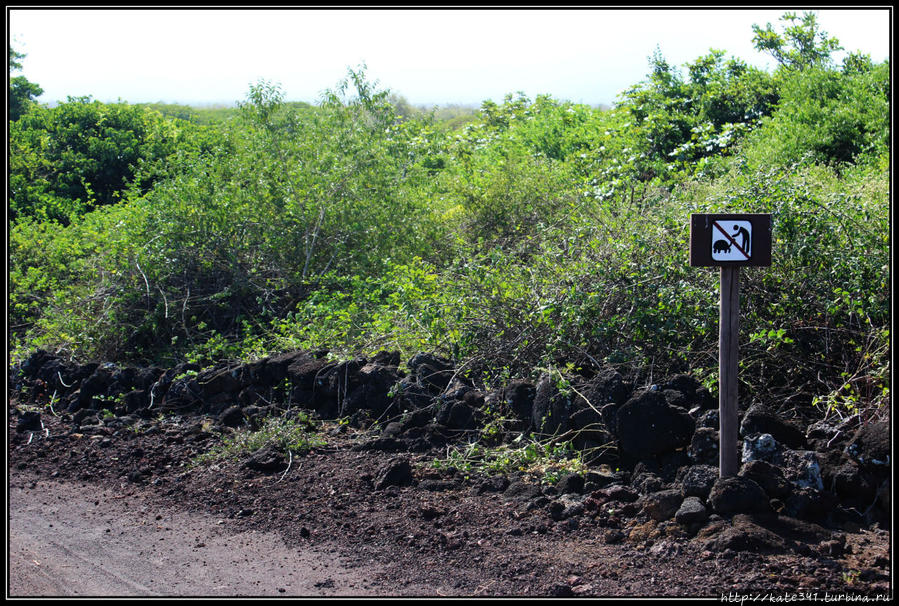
{"left": 7, "top": 409, "right": 892, "bottom": 597}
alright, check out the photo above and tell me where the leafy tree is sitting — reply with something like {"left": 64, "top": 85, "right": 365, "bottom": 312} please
{"left": 72, "top": 69, "right": 447, "bottom": 357}
{"left": 134, "top": 102, "right": 199, "bottom": 122}
{"left": 742, "top": 60, "right": 889, "bottom": 168}
{"left": 752, "top": 11, "right": 843, "bottom": 71}
{"left": 603, "top": 47, "right": 777, "bottom": 188}
{"left": 8, "top": 45, "right": 43, "bottom": 121}
{"left": 9, "top": 97, "right": 207, "bottom": 224}
{"left": 686, "top": 50, "right": 778, "bottom": 126}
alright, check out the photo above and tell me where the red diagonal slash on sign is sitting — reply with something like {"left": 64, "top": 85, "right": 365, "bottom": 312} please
{"left": 713, "top": 221, "right": 750, "bottom": 260}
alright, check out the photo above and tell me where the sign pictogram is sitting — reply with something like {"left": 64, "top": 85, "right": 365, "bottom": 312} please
{"left": 711, "top": 220, "right": 752, "bottom": 262}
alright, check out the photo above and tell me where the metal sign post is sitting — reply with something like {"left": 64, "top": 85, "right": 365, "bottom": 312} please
{"left": 690, "top": 214, "right": 772, "bottom": 478}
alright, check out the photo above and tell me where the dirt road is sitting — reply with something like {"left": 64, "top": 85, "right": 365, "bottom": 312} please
{"left": 8, "top": 472, "right": 397, "bottom": 597}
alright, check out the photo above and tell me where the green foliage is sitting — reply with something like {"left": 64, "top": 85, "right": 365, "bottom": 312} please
{"left": 607, "top": 47, "right": 777, "bottom": 187}
{"left": 9, "top": 13, "right": 890, "bottom": 427}
{"left": 193, "top": 412, "right": 326, "bottom": 467}
{"left": 8, "top": 45, "right": 43, "bottom": 121}
{"left": 741, "top": 62, "right": 889, "bottom": 168}
{"left": 752, "top": 11, "right": 843, "bottom": 71}
{"left": 10, "top": 67, "right": 450, "bottom": 363}
{"left": 9, "top": 97, "right": 204, "bottom": 224}
{"left": 431, "top": 436, "right": 586, "bottom": 485}
{"left": 9, "top": 199, "right": 149, "bottom": 361}
{"left": 682, "top": 159, "right": 889, "bottom": 412}
{"left": 449, "top": 142, "right": 579, "bottom": 247}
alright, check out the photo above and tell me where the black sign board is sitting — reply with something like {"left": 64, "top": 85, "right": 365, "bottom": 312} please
{"left": 690, "top": 213, "right": 772, "bottom": 267}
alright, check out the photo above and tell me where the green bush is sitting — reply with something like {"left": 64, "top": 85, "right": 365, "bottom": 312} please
{"left": 742, "top": 63, "right": 889, "bottom": 168}
{"left": 8, "top": 98, "right": 206, "bottom": 224}
{"left": 193, "top": 412, "right": 326, "bottom": 467}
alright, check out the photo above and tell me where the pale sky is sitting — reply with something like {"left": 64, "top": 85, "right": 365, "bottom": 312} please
{"left": 7, "top": 7, "right": 893, "bottom": 108}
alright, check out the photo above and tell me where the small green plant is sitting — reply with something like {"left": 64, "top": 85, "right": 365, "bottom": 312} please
{"left": 15, "top": 403, "right": 42, "bottom": 414}
{"left": 174, "top": 369, "right": 199, "bottom": 381}
{"left": 193, "top": 412, "right": 326, "bottom": 467}
{"left": 430, "top": 434, "right": 586, "bottom": 485}
{"left": 479, "top": 403, "right": 515, "bottom": 442}
{"left": 842, "top": 569, "right": 861, "bottom": 586}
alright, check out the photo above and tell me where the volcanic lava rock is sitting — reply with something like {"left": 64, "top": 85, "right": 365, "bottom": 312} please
{"left": 739, "top": 404, "right": 805, "bottom": 449}
{"left": 195, "top": 366, "right": 242, "bottom": 398}
{"left": 531, "top": 374, "right": 572, "bottom": 436}
{"left": 779, "top": 450, "right": 824, "bottom": 491}
{"left": 845, "top": 419, "right": 890, "bottom": 469}
{"left": 502, "top": 380, "right": 537, "bottom": 423}
{"left": 632, "top": 471, "right": 664, "bottom": 494}
{"left": 701, "top": 514, "right": 787, "bottom": 554}
{"left": 408, "top": 353, "right": 454, "bottom": 393}
{"left": 592, "top": 484, "right": 639, "bottom": 504}
{"left": 709, "top": 476, "right": 770, "bottom": 515}
{"left": 615, "top": 390, "right": 695, "bottom": 459}
{"left": 119, "top": 389, "right": 148, "bottom": 414}
{"left": 675, "top": 496, "right": 709, "bottom": 525}
{"left": 242, "top": 444, "right": 288, "bottom": 473}
{"left": 641, "top": 489, "right": 683, "bottom": 521}
{"left": 474, "top": 475, "right": 510, "bottom": 495}
{"left": 374, "top": 458, "right": 415, "bottom": 490}
{"left": 689, "top": 428, "right": 719, "bottom": 465}
{"left": 218, "top": 406, "right": 245, "bottom": 428}
{"left": 679, "top": 464, "right": 719, "bottom": 499}
{"left": 504, "top": 480, "right": 543, "bottom": 502}
{"left": 742, "top": 433, "right": 779, "bottom": 463}
{"left": 555, "top": 473, "right": 585, "bottom": 495}
{"left": 16, "top": 411, "right": 42, "bottom": 432}
{"left": 739, "top": 459, "right": 792, "bottom": 500}
{"left": 696, "top": 410, "right": 719, "bottom": 430}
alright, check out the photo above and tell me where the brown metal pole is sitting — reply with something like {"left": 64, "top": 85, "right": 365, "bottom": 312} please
{"left": 719, "top": 266, "right": 740, "bottom": 477}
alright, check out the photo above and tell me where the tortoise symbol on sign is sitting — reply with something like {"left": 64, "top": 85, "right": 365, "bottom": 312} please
{"left": 713, "top": 240, "right": 731, "bottom": 254}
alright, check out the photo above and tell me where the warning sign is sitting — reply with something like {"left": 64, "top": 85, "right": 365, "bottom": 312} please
{"left": 711, "top": 220, "right": 752, "bottom": 261}
{"left": 689, "top": 213, "right": 771, "bottom": 267}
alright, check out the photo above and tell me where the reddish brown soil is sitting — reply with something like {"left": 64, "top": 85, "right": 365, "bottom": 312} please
{"left": 7, "top": 410, "right": 892, "bottom": 598}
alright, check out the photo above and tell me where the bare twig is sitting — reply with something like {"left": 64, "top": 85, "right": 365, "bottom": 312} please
{"left": 148, "top": 380, "right": 159, "bottom": 410}
{"left": 825, "top": 429, "right": 843, "bottom": 449}
{"left": 182, "top": 287, "right": 191, "bottom": 343}
{"left": 57, "top": 371, "right": 74, "bottom": 388}
{"left": 157, "top": 286, "right": 169, "bottom": 319}
{"left": 302, "top": 206, "right": 327, "bottom": 281}
{"left": 277, "top": 449, "right": 294, "bottom": 483}
{"left": 441, "top": 357, "right": 476, "bottom": 397}
{"left": 135, "top": 258, "right": 151, "bottom": 310}
{"left": 568, "top": 380, "right": 603, "bottom": 418}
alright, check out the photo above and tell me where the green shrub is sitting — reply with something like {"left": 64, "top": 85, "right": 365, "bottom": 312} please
{"left": 193, "top": 412, "right": 326, "bottom": 467}
{"left": 8, "top": 98, "right": 204, "bottom": 224}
